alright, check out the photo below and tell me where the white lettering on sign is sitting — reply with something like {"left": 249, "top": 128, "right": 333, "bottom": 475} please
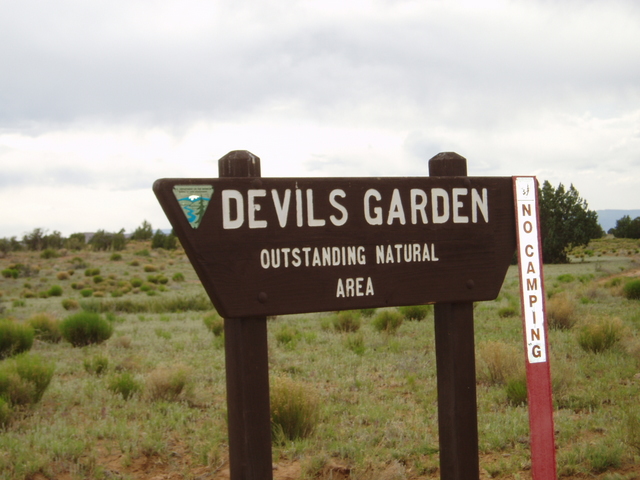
{"left": 260, "top": 245, "right": 367, "bottom": 269}
{"left": 375, "top": 243, "right": 438, "bottom": 264}
{"left": 515, "top": 177, "right": 547, "bottom": 364}
{"left": 221, "top": 187, "right": 489, "bottom": 229}
{"left": 336, "top": 277, "right": 375, "bottom": 297}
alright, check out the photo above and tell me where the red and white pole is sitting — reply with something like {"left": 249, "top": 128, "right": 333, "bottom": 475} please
{"left": 513, "top": 176, "right": 557, "bottom": 480}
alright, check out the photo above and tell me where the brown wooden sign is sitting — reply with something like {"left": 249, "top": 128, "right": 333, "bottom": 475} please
{"left": 154, "top": 176, "right": 516, "bottom": 318}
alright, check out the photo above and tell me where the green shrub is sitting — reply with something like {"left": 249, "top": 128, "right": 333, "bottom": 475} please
{"left": 155, "top": 328, "right": 171, "bottom": 340}
{"left": 27, "top": 313, "right": 62, "bottom": 343}
{"left": 398, "top": 305, "right": 432, "bottom": 321}
{"left": 40, "top": 248, "right": 59, "bottom": 259}
{"left": 80, "top": 288, "right": 93, "bottom": 297}
{"left": 146, "top": 366, "right": 191, "bottom": 402}
{"left": 275, "top": 325, "right": 299, "bottom": 348}
{"left": 556, "top": 274, "right": 575, "bottom": 283}
{"left": 624, "top": 407, "right": 640, "bottom": 455}
{"left": 1, "top": 268, "right": 18, "bottom": 279}
{"left": 270, "top": 376, "right": 320, "bottom": 443}
{"left": 62, "top": 298, "right": 80, "bottom": 311}
{"left": 497, "top": 305, "right": 519, "bottom": 318}
{"left": 14, "top": 354, "right": 55, "bottom": 403}
{"left": 605, "top": 277, "right": 623, "bottom": 288}
{"left": 0, "top": 319, "right": 34, "bottom": 359}
{"left": 84, "top": 268, "right": 100, "bottom": 277}
{"left": 172, "top": 272, "right": 185, "bottom": 282}
{"left": 144, "top": 264, "right": 157, "bottom": 273}
{"left": 203, "top": 313, "right": 224, "bottom": 336}
{"left": 0, "top": 353, "right": 55, "bottom": 405}
{"left": 83, "top": 355, "right": 109, "bottom": 376}
{"left": 577, "top": 317, "right": 624, "bottom": 353}
{"left": 108, "top": 372, "right": 142, "bottom": 400}
{"left": 505, "top": 378, "right": 528, "bottom": 406}
{"left": 47, "top": 285, "right": 63, "bottom": 297}
{"left": 60, "top": 312, "right": 114, "bottom": 347}
{"left": 157, "top": 275, "right": 169, "bottom": 285}
{"left": 110, "top": 253, "right": 122, "bottom": 261}
{"left": 130, "top": 277, "right": 143, "bottom": 288}
{"left": 344, "top": 333, "right": 366, "bottom": 355}
{"left": 623, "top": 280, "right": 640, "bottom": 300}
{"left": 0, "top": 397, "right": 11, "bottom": 427}
{"left": 359, "top": 308, "right": 377, "bottom": 318}
{"left": 93, "top": 275, "right": 104, "bottom": 284}
{"left": 332, "top": 310, "right": 362, "bottom": 332}
{"left": 372, "top": 310, "right": 404, "bottom": 334}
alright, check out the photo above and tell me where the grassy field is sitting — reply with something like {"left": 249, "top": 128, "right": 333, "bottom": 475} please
{"left": 0, "top": 238, "right": 639, "bottom": 479}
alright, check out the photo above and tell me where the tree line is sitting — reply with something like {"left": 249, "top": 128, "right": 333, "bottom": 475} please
{"left": 0, "top": 181, "right": 633, "bottom": 263}
{"left": 609, "top": 215, "right": 640, "bottom": 239}
{"left": 0, "top": 220, "right": 177, "bottom": 254}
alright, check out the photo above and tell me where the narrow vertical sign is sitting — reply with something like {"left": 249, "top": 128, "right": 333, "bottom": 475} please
{"left": 513, "top": 177, "right": 557, "bottom": 480}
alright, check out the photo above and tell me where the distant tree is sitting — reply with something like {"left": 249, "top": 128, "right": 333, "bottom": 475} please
{"left": 131, "top": 220, "right": 154, "bottom": 241}
{"left": 151, "top": 229, "right": 178, "bottom": 250}
{"left": 22, "top": 228, "right": 46, "bottom": 251}
{"left": 0, "top": 237, "right": 22, "bottom": 254}
{"left": 66, "top": 233, "right": 87, "bottom": 251}
{"left": 43, "top": 231, "right": 64, "bottom": 250}
{"left": 611, "top": 215, "right": 640, "bottom": 239}
{"left": 538, "top": 181, "right": 603, "bottom": 264}
{"left": 112, "top": 229, "right": 127, "bottom": 251}
{"left": 0, "top": 238, "right": 11, "bottom": 254}
{"left": 89, "top": 229, "right": 127, "bottom": 251}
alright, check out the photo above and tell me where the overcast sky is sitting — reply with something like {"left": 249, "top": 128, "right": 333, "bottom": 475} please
{"left": 1, "top": 0, "right": 639, "bottom": 238}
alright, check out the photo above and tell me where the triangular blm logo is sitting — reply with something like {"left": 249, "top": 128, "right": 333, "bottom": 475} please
{"left": 172, "top": 185, "right": 213, "bottom": 229}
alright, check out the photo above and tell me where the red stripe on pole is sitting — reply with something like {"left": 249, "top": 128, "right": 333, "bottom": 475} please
{"left": 513, "top": 177, "right": 557, "bottom": 480}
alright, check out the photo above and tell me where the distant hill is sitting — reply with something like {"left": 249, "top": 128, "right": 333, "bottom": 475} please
{"left": 596, "top": 210, "right": 640, "bottom": 233}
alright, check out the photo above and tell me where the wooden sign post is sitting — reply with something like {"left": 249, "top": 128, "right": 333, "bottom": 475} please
{"left": 154, "top": 151, "right": 520, "bottom": 480}
{"left": 430, "top": 153, "right": 479, "bottom": 480}
{"left": 218, "top": 151, "right": 273, "bottom": 480}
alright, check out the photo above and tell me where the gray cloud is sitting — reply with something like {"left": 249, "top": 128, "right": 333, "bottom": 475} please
{"left": 2, "top": 0, "right": 639, "bottom": 131}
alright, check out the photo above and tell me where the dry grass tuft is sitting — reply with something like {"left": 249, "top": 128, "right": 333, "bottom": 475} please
{"left": 476, "top": 341, "right": 523, "bottom": 386}
{"left": 547, "top": 292, "right": 577, "bottom": 330}
{"left": 270, "top": 376, "right": 321, "bottom": 443}
{"left": 146, "top": 365, "right": 192, "bottom": 402}
{"left": 577, "top": 316, "right": 625, "bottom": 353}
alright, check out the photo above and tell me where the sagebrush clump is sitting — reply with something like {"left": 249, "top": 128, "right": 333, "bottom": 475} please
{"left": 372, "top": 309, "right": 403, "bottom": 334}
{"left": 623, "top": 279, "right": 640, "bottom": 300}
{"left": 270, "top": 376, "right": 320, "bottom": 443}
{"left": 27, "top": 313, "right": 62, "bottom": 343}
{"left": 146, "top": 366, "right": 191, "bottom": 401}
{"left": 332, "top": 310, "right": 362, "bottom": 333}
{"left": 476, "top": 341, "right": 522, "bottom": 385}
{"left": 0, "top": 319, "right": 34, "bottom": 359}
{"left": 398, "top": 305, "right": 432, "bottom": 321}
{"left": 577, "top": 317, "right": 624, "bottom": 353}
{"left": 59, "top": 312, "right": 114, "bottom": 347}
{"left": 547, "top": 292, "right": 577, "bottom": 330}
{"left": 0, "top": 353, "right": 55, "bottom": 407}
{"left": 203, "top": 312, "right": 224, "bottom": 336}
{"left": 108, "top": 372, "right": 142, "bottom": 400}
